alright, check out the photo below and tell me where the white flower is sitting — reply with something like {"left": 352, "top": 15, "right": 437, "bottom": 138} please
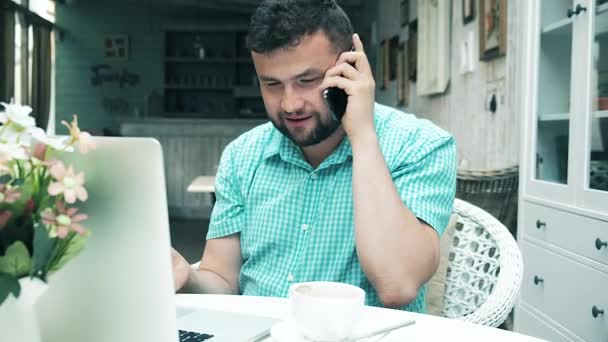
{"left": 0, "top": 143, "right": 28, "bottom": 162}
{"left": 0, "top": 127, "right": 34, "bottom": 146}
{"left": 30, "top": 128, "right": 74, "bottom": 152}
{"left": 0, "top": 102, "right": 36, "bottom": 129}
{"left": 0, "top": 102, "right": 38, "bottom": 147}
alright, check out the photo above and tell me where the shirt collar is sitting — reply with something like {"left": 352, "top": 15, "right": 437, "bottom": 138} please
{"left": 263, "top": 128, "right": 283, "bottom": 160}
{"left": 263, "top": 127, "right": 352, "bottom": 169}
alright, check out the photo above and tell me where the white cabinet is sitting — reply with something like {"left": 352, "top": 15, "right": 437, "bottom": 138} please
{"left": 516, "top": 1, "right": 608, "bottom": 341}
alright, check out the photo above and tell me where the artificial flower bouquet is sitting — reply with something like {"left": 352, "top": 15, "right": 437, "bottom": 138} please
{"left": 0, "top": 102, "right": 95, "bottom": 306}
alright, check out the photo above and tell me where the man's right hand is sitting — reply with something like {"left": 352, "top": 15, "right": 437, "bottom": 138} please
{"left": 171, "top": 247, "right": 193, "bottom": 292}
{"left": 169, "top": 234, "right": 242, "bottom": 295}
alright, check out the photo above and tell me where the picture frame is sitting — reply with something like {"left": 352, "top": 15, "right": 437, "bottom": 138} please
{"left": 400, "top": 0, "right": 409, "bottom": 27}
{"left": 462, "top": 0, "right": 475, "bottom": 24}
{"left": 389, "top": 36, "right": 399, "bottom": 81}
{"left": 104, "top": 35, "right": 129, "bottom": 60}
{"left": 417, "top": 1, "right": 450, "bottom": 95}
{"left": 408, "top": 20, "right": 417, "bottom": 82}
{"left": 381, "top": 39, "right": 390, "bottom": 90}
{"left": 479, "top": 0, "right": 507, "bottom": 61}
{"left": 397, "top": 42, "right": 409, "bottom": 107}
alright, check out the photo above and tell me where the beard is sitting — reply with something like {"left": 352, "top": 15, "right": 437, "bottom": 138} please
{"left": 270, "top": 110, "right": 341, "bottom": 147}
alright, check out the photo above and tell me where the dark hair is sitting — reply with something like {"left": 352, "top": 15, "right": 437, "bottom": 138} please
{"left": 247, "top": 0, "right": 354, "bottom": 54}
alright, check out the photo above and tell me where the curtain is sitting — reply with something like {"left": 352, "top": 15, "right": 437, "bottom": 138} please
{"left": 30, "top": 23, "right": 51, "bottom": 129}
{"left": 0, "top": 4, "right": 15, "bottom": 102}
{"left": 17, "top": 11, "right": 28, "bottom": 105}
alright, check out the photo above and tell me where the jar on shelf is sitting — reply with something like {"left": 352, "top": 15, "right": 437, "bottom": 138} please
{"left": 193, "top": 35, "right": 205, "bottom": 59}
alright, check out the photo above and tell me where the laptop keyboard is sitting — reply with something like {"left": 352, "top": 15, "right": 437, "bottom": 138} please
{"left": 178, "top": 329, "right": 214, "bottom": 341}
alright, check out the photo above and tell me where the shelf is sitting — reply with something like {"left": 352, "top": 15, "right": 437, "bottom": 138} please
{"left": 164, "top": 85, "right": 233, "bottom": 91}
{"left": 164, "top": 112, "right": 232, "bottom": 117}
{"left": 598, "top": 3, "right": 608, "bottom": 14}
{"left": 538, "top": 111, "right": 608, "bottom": 121}
{"left": 541, "top": 18, "right": 573, "bottom": 36}
{"left": 539, "top": 112, "right": 569, "bottom": 121}
{"left": 164, "top": 57, "right": 252, "bottom": 63}
{"left": 597, "top": 5, "right": 608, "bottom": 36}
{"left": 164, "top": 112, "right": 266, "bottom": 119}
{"left": 233, "top": 85, "right": 261, "bottom": 98}
{"left": 594, "top": 110, "right": 608, "bottom": 118}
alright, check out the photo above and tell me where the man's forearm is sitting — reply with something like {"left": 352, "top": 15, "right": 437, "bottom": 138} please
{"left": 179, "top": 268, "right": 238, "bottom": 295}
{"left": 351, "top": 132, "right": 439, "bottom": 308}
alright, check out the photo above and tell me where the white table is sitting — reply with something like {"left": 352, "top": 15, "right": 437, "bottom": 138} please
{"left": 187, "top": 176, "right": 216, "bottom": 193}
{"left": 175, "top": 294, "right": 545, "bottom": 342}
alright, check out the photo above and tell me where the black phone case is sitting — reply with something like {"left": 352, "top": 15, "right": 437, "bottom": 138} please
{"left": 323, "top": 87, "right": 348, "bottom": 121}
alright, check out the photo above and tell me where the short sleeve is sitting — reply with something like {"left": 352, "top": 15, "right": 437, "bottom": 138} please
{"left": 207, "top": 142, "right": 245, "bottom": 239}
{"left": 392, "top": 136, "right": 457, "bottom": 236}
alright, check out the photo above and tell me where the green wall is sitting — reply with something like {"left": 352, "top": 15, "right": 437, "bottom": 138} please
{"left": 55, "top": 1, "right": 165, "bottom": 132}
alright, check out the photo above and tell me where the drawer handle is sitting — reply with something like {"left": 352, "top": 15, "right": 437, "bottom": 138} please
{"left": 536, "top": 220, "right": 546, "bottom": 229}
{"left": 595, "top": 238, "right": 608, "bottom": 250}
{"left": 533, "top": 275, "right": 544, "bottom": 285}
{"left": 592, "top": 305, "right": 605, "bottom": 318}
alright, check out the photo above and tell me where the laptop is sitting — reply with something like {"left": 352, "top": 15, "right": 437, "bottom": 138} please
{"left": 35, "top": 137, "right": 277, "bottom": 342}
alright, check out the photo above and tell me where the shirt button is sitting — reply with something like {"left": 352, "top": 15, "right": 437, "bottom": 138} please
{"left": 301, "top": 224, "right": 309, "bottom": 231}
{"left": 310, "top": 173, "right": 318, "bottom": 180}
{"left": 287, "top": 273, "right": 294, "bottom": 282}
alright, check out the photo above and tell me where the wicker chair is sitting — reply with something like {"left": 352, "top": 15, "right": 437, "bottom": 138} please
{"left": 440, "top": 198, "right": 523, "bottom": 327}
{"left": 456, "top": 166, "right": 519, "bottom": 237}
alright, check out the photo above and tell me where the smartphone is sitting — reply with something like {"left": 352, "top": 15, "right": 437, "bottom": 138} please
{"left": 323, "top": 87, "right": 348, "bottom": 121}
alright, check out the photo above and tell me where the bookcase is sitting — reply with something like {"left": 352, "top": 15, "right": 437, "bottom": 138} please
{"left": 162, "top": 26, "right": 265, "bottom": 118}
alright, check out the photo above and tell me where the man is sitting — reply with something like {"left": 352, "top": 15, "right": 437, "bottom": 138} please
{"left": 172, "top": 0, "right": 456, "bottom": 312}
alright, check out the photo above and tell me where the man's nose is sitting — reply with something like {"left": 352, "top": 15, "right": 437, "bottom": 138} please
{"left": 280, "top": 87, "right": 304, "bottom": 114}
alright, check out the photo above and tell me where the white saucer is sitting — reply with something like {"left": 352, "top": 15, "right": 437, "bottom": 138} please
{"left": 269, "top": 321, "right": 393, "bottom": 342}
{"left": 270, "top": 321, "right": 418, "bottom": 342}
{"left": 270, "top": 321, "right": 313, "bottom": 342}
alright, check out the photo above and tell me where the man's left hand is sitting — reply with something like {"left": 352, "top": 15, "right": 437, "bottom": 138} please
{"left": 319, "top": 33, "right": 376, "bottom": 143}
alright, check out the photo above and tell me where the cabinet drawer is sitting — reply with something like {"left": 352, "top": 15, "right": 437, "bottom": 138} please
{"left": 516, "top": 305, "right": 573, "bottom": 342}
{"left": 521, "top": 241, "right": 608, "bottom": 342}
{"left": 523, "top": 201, "right": 608, "bottom": 266}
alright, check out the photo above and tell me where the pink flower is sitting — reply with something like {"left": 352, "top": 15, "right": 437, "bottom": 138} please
{"left": 32, "top": 143, "right": 47, "bottom": 161}
{"left": 0, "top": 184, "right": 20, "bottom": 204}
{"left": 62, "top": 115, "right": 96, "bottom": 154}
{"left": 40, "top": 201, "right": 88, "bottom": 239}
{"left": 0, "top": 210, "right": 12, "bottom": 230}
{"left": 47, "top": 161, "right": 88, "bottom": 204}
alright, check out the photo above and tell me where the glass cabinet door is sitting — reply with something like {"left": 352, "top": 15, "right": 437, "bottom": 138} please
{"left": 588, "top": 0, "right": 608, "bottom": 194}
{"left": 534, "top": 0, "right": 576, "bottom": 185}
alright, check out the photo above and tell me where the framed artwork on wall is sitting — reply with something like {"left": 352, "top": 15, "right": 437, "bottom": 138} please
{"left": 381, "top": 39, "right": 390, "bottom": 90}
{"left": 408, "top": 20, "right": 417, "bottom": 82}
{"left": 400, "top": 0, "right": 409, "bottom": 27}
{"left": 397, "top": 42, "right": 409, "bottom": 107}
{"left": 417, "top": 0, "right": 450, "bottom": 95}
{"left": 389, "top": 36, "right": 399, "bottom": 81}
{"left": 479, "top": 0, "right": 507, "bottom": 60}
{"left": 104, "top": 35, "right": 129, "bottom": 60}
{"left": 462, "top": 0, "right": 475, "bottom": 24}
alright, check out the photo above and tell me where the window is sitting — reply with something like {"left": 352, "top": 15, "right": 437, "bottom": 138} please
{"left": 6, "top": 0, "right": 55, "bottom": 131}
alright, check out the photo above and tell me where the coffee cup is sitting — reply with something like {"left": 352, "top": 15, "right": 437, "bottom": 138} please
{"left": 288, "top": 281, "right": 365, "bottom": 341}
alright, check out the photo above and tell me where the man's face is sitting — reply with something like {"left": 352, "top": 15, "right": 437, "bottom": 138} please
{"left": 251, "top": 31, "right": 341, "bottom": 147}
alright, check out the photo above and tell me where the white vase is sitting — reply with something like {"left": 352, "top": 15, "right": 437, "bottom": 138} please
{"left": 0, "top": 277, "right": 48, "bottom": 342}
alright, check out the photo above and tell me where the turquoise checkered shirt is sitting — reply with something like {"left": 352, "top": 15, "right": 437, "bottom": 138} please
{"left": 208, "top": 103, "right": 456, "bottom": 312}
